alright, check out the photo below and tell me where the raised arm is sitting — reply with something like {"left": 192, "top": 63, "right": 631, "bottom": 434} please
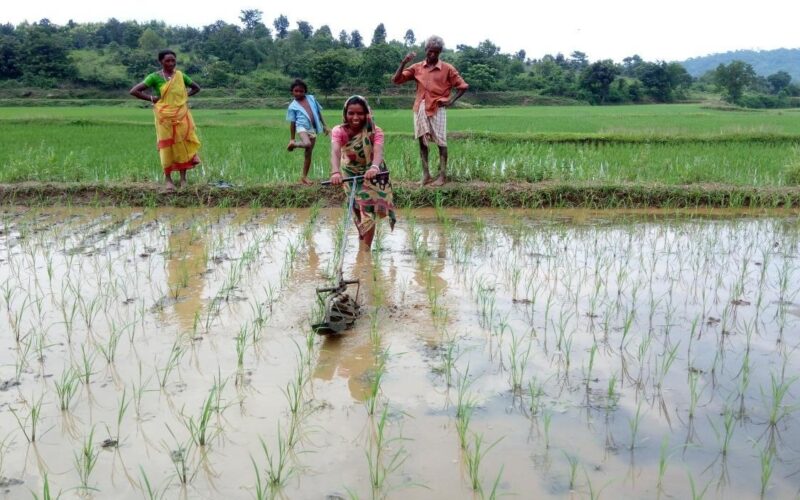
{"left": 392, "top": 52, "right": 416, "bottom": 84}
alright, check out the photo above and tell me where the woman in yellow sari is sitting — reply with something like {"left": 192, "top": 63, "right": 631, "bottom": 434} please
{"left": 130, "top": 50, "right": 201, "bottom": 192}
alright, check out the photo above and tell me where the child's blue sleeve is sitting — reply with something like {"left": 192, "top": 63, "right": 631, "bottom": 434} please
{"left": 286, "top": 106, "right": 296, "bottom": 123}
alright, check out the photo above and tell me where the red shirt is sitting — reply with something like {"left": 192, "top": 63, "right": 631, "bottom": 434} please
{"left": 394, "top": 60, "right": 469, "bottom": 117}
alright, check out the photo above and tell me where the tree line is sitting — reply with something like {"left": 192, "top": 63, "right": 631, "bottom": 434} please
{"left": 0, "top": 11, "right": 797, "bottom": 107}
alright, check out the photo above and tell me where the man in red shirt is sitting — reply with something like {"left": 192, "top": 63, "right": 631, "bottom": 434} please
{"left": 393, "top": 36, "right": 469, "bottom": 186}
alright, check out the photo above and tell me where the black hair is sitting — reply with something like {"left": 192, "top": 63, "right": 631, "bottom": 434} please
{"left": 158, "top": 49, "right": 177, "bottom": 62}
{"left": 290, "top": 78, "right": 308, "bottom": 92}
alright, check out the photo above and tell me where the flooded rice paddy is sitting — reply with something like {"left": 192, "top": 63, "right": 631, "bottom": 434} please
{"left": 0, "top": 206, "right": 799, "bottom": 499}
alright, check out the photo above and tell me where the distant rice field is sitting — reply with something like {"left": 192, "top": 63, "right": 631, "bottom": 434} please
{"left": 0, "top": 104, "right": 798, "bottom": 186}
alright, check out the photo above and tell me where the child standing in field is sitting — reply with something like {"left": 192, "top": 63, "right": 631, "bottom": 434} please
{"left": 286, "top": 79, "right": 329, "bottom": 185}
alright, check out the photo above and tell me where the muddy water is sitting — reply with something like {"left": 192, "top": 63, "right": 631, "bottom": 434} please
{"left": 0, "top": 207, "right": 799, "bottom": 499}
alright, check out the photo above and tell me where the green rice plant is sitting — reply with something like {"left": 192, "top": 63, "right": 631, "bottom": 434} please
{"left": 364, "top": 349, "right": 388, "bottom": 417}
{"left": 163, "top": 426, "right": 195, "bottom": 486}
{"left": 76, "top": 344, "right": 96, "bottom": 384}
{"left": 235, "top": 325, "right": 248, "bottom": 370}
{"left": 508, "top": 330, "right": 532, "bottom": 394}
{"left": 455, "top": 397, "right": 475, "bottom": 451}
{"left": 438, "top": 338, "right": 460, "bottom": 388}
{"left": 97, "top": 325, "right": 123, "bottom": 364}
{"left": 139, "top": 466, "right": 170, "bottom": 500}
{"left": 366, "top": 404, "right": 409, "bottom": 492}
{"left": 688, "top": 371, "right": 701, "bottom": 419}
{"left": 542, "top": 410, "right": 552, "bottom": 449}
{"left": 628, "top": 401, "right": 644, "bottom": 451}
{"left": 54, "top": 367, "right": 80, "bottom": 411}
{"left": 584, "top": 344, "right": 598, "bottom": 388}
{"left": 763, "top": 373, "right": 798, "bottom": 426}
{"left": 185, "top": 386, "right": 218, "bottom": 448}
{"left": 657, "top": 435, "right": 670, "bottom": 490}
{"left": 606, "top": 373, "right": 618, "bottom": 410}
{"left": 464, "top": 432, "right": 502, "bottom": 493}
{"left": 528, "top": 377, "right": 545, "bottom": 416}
{"left": 687, "top": 470, "right": 710, "bottom": 500}
{"left": 709, "top": 405, "right": 735, "bottom": 456}
{"left": 259, "top": 426, "right": 294, "bottom": 489}
{"left": 9, "top": 394, "right": 44, "bottom": 443}
{"left": 158, "top": 338, "right": 185, "bottom": 388}
{"left": 655, "top": 341, "right": 680, "bottom": 389}
{"left": 760, "top": 444, "right": 775, "bottom": 497}
{"left": 563, "top": 452, "right": 580, "bottom": 490}
{"left": 74, "top": 426, "right": 99, "bottom": 492}
{"left": 31, "top": 472, "right": 60, "bottom": 500}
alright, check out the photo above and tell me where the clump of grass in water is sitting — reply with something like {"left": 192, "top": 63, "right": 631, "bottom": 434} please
{"left": 464, "top": 432, "right": 503, "bottom": 494}
{"left": 74, "top": 426, "right": 99, "bottom": 492}
{"left": 54, "top": 367, "right": 80, "bottom": 411}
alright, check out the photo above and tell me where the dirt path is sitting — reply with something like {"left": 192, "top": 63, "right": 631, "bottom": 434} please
{"left": 1, "top": 181, "right": 800, "bottom": 208}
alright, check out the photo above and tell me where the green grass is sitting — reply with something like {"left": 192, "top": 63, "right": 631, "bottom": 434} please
{"left": 0, "top": 104, "right": 799, "bottom": 186}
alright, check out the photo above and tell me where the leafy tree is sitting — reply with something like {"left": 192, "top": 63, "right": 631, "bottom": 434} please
{"left": 19, "top": 21, "right": 77, "bottom": 81}
{"left": 122, "top": 49, "right": 155, "bottom": 79}
{"left": 767, "top": 71, "right": 791, "bottom": 94}
{"left": 371, "top": 23, "right": 386, "bottom": 45}
{"left": 713, "top": 60, "right": 756, "bottom": 103}
{"left": 569, "top": 51, "right": 589, "bottom": 71}
{"left": 579, "top": 59, "right": 619, "bottom": 104}
{"left": 138, "top": 28, "right": 164, "bottom": 52}
{"left": 201, "top": 21, "right": 243, "bottom": 60}
{"left": 622, "top": 54, "right": 643, "bottom": 77}
{"left": 0, "top": 34, "right": 22, "bottom": 79}
{"left": 311, "top": 25, "right": 334, "bottom": 52}
{"left": 361, "top": 43, "right": 399, "bottom": 93}
{"left": 350, "top": 30, "right": 363, "bottom": 49}
{"left": 205, "top": 60, "right": 233, "bottom": 87}
{"left": 296, "top": 21, "right": 313, "bottom": 39}
{"left": 462, "top": 63, "right": 496, "bottom": 92}
{"left": 273, "top": 15, "right": 289, "bottom": 39}
{"left": 514, "top": 49, "right": 526, "bottom": 62}
{"left": 404, "top": 29, "right": 415, "bottom": 47}
{"left": 239, "top": 9, "right": 263, "bottom": 31}
{"left": 309, "top": 50, "right": 349, "bottom": 100}
{"left": 338, "top": 30, "right": 349, "bottom": 47}
{"left": 636, "top": 61, "right": 673, "bottom": 102}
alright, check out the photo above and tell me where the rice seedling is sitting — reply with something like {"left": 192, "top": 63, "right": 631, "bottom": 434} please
{"left": 709, "top": 405, "right": 736, "bottom": 457}
{"left": 763, "top": 373, "right": 797, "bottom": 427}
{"left": 528, "top": 377, "right": 545, "bottom": 416}
{"left": 54, "top": 367, "right": 80, "bottom": 411}
{"left": 463, "top": 432, "right": 502, "bottom": 493}
{"left": 364, "top": 349, "right": 389, "bottom": 417}
{"left": 258, "top": 426, "right": 294, "bottom": 489}
{"left": 184, "top": 386, "right": 218, "bottom": 448}
{"left": 138, "top": 466, "right": 170, "bottom": 500}
{"left": 366, "top": 404, "right": 409, "bottom": 492}
{"left": 759, "top": 444, "right": 775, "bottom": 497}
{"left": 563, "top": 451, "right": 580, "bottom": 490}
{"left": 543, "top": 410, "right": 553, "bottom": 449}
{"left": 508, "top": 330, "right": 532, "bottom": 394}
{"left": 74, "top": 427, "right": 99, "bottom": 492}
{"left": 628, "top": 401, "right": 644, "bottom": 451}
{"left": 657, "top": 435, "right": 670, "bottom": 490}
{"left": 163, "top": 426, "right": 196, "bottom": 486}
{"left": 687, "top": 470, "right": 711, "bottom": 500}
{"left": 31, "top": 472, "right": 59, "bottom": 500}
{"left": 158, "top": 338, "right": 185, "bottom": 388}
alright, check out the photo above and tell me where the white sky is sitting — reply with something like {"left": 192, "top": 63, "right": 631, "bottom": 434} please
{"left": 3, "top": 0, "right": 799, "bottom": 62}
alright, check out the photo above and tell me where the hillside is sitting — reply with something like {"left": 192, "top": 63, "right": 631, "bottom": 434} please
{"left": 681, "top": 48, "right": 800, "bottom": 81}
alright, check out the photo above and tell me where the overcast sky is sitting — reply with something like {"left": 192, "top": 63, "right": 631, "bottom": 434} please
{"left": 3, "top": 0, "right": 799, "bottom": 62}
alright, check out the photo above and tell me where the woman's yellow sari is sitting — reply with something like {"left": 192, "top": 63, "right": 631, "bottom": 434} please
{"left": 153, "top": 70, "right": 201, "bottom": 174}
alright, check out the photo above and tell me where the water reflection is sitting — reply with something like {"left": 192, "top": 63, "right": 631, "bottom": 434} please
{"left": 165, "top": 218, "right": 207, "bottom": 330}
